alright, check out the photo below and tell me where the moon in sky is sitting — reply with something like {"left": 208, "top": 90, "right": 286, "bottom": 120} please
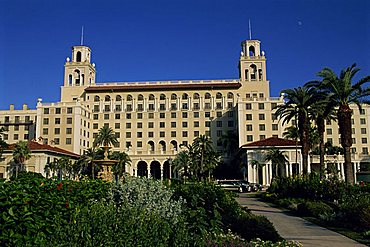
{"left": 298, "top": 20, "right": 303, "bottom": 26}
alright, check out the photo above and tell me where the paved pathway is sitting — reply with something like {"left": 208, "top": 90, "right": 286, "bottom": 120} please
{"left": 237, "top": 194, "right": 367, "bottom": 247}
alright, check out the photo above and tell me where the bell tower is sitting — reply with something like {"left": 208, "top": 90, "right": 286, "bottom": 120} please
{"left": 61, "top": 45, "right": 96, "bottom": 102}
{"left": 238, "top": 39, "right": 270, "bottom": 98}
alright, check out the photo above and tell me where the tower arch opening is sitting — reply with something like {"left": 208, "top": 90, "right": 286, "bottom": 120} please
{"left": 76, "top": 51, "right": 82, "bottom": 62}
{"left": 249, "top": 46, "right": 255, "bottom": 56}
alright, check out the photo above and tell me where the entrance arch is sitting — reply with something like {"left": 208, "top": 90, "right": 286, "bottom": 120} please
{"left": 163, "top": 160, "right": 171, "bottom": 180}
{"left": 150, "top": 161, "right": 161, "bottom": 179}
{"left": 137, "top": 161, "right": 148, "bottom": 177}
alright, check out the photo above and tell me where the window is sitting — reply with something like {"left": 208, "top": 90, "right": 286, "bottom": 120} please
{"left": 54, "top": 138, "right": 59, "bottom": 145}
{"left": 171, "top": 122, "right": 176, "bottom": 128}
{"left": 259, "top": 93, "right": 264, "bottom": 98}
{"left": 67, "top": 118, "right": 72, "bottom": 124}
{"left": 148, "top": 132, "right": 154, "bottom": 138}
{"left": 126, "top": 104, "right": 132, "bottom": 111}
{"left": 260, "top": 135, "right": 266, "bottom": 140}
{"left": 160, "top": 122, "right": 165, "bottom": 128}
{"left": 104, "top": 105, "right": 111, "bottom": 112}
{"left": 351, "top": 119, "right": 355, "bottom": 124}
{"left": 205, "top": 103, "right": 211, "bottom": 109}
{"left": 115, "top": 132, "right": 120, "bottom": 138}
{"left": 160, "top": 94, "right": 166, "bottom": 100}
{"left": 246, "top": 114, "right": 252, "bottom": 120}
{"left": 259, "top": 124, "right": 265, "bottom": 131}
{"left": 228, "top": 121, "right": 233, "bottom": 127}
{"left": 360, "top": 109, "right": 366, "bottom": 115}
{"left": 67, "top": 107, "right": 73, "bottom": 114}
{"left": 137, "top": 132, "right": 142, "bottom": 138}
{"left": 205, "top": 131, "right": 210, "bottom": 136}
{"left": 205, "top": 121, "right": 211, "bottom": 127}
{"left": 54, "top": 128, "right": 60, "bottom": 135}
{"left": 216, "top": 102, "right": 222, "bottom": 109}
{"left": 160, "top": 132, "right": 165, "bottom": 137}
{"left": 149, "top": 104, "right": 154, "bottom": 111}
{"left": 126, "top": 113, "right": 131, "bottom": 119}
{"left": 137, "top": 141, "right": 142, "bottom": 148}
{"left": 271, "top": 103, "right": 277, "bottom": 109}
{"left": 205, "top": 93, "right": 211, "bottom": 99}
{"left": 137, "top": 104, "right": 143, "bottom": 111}
{"left": 93, "top": 114, "right": 98, "bottom": 120}
{"left": 126, "top": 123, "right": 131, "bottom": 129}
{"left": 66, "top": 138, "right": 72, "bottom": 145}
{"left": 194, "top": 112, "right": 199, "bottom": 118}
{"left": 182, "top": 122, "right": 188, "bottom": 128}
{"left": 149, "top": 113, "right": 154, "bottom": 119}
{"left": 351, "top": 147, "right": 356, "bottom": 154}
{"left": 136, "top": 113, "right": 142, "bottom": 119}
{"left": 194, "top": 131, "right": 200, "bottom": 137}
{"left": 361, "top": 118, "right": 366, "bottom": 124}
{"left": 216, "top": 121, "right": 222, "bottom": 127}
{"left": 55, "top": 108, "right": 61, "bottom": 114}
{"left": 137, "top": 123, "right": 143, "bottom": 128}
{"left": 171, "top": 112, "right": 176, "bottom": 118}
{"left": 362, "top": 138, "right": 368, "bottom": 144}
{"left": 326, "top": 128, "right": 332, "bottom": 135}
{"left": 217, "top": 130, "right": 223, "bottom": 137}
{"left": 44, "top": 108, "right": 49, "bottom": 114}
{"left": 148, "top": 122, "right": 154, "bottom": 128}
{"left": 171, "top": 94, "right": 177, "bottom": 100}
{"left": 170, "top": 103, "right": 176, "bottom": 110}
{"left": 259, "top": 114, "right": 265, "bottom": 120}
{"left": 14, "top": 125, "right": 19, "bottom": 131}
{"left": 247, "top": 135, "right": 253, "bottom": 142}
{"left": 258, "top": 103, "right": 264, "bottom": 110}
{"left": 228, "top": 111, "right": 233, "bottom": 117}
{"left": 93, "top": 105, "right": 100, "bottom": 112}
{"left": 115, "top": 123, "right": 120, "bottom": 129}
{"left": 246, "top": 124, "right": 253, "bottom": 131}
{"left": 182, "top": 112, "right": 188, "bottom": 118}
{"left": 66, "top": 128, "right": 72, "bottom": 134}
{"left": 272, "top": 124, "right": 278, "bottom": 131}
{"left": 148, "top": 94, "right": 155, "bottom": 100}
{"left": 352, "top": 128, "right": 356, "bottom": 134}
{"left": 271, "top": 114, "right": 277, "bottom": 121}
{"left": 361, "top": 128, "right": 367, "bottom": 134}
{"left": 104, "top": 114, "right": 109, "bottom": 120}
{"left": 171, "top": 131, "right": 176, "bottom": 137}
{"left": 126, "top": 132, "right": 131, "bottom": 138}
{"left": 216, "top": 111, "right": 222, "bottom": 117}
{"left": 43, "top": 128, "right": 48, "bottom": 135}
{"left": 205, "top": 112, "right": 211, "bottom": 117}
{"left": 362, "top": 147, "right": 368, "bottom": 154}
{"left": 115, "top": 114, "right": 120, "bottom": 119}
{"left": 182, "top": 131, "right": 188, "bottom": 137}
{"left": 193, "top": 103, "right": 200, "bottom": 110}
{"left": 182, "top": 103, "right": 188, "bottom": 110}
{"left": 216, "top": 92, "right": 222, "bottom": 99}
{"left": 194, "top": 121, "right": 199, "bottom": 127}
{"left": 43, "top": 118, "right": 49, "bottom": 125}
{"left": 182, "top": 93, "right": 188, "bottom": 100}
{"left": 160, "top": 113, "right": 165, "bottom": 118}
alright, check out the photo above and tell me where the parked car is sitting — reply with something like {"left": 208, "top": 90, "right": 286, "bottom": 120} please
{"left": 249, "top": 182, "right": 263, "bottom": 192}
{"left": 216, "top": 179, "right": 252, "bottom": 193}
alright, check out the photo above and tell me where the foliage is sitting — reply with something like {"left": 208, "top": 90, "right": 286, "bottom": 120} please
{"left": 265, "top": 148, "right": 288, "bottom": 178}
{"left": 93, "top": 125, "right": 118, "bottom": 148}
{"left": 76, "top": 147, "right": 104, "bottom": 179}
{"left": 109, "top": 151, "right": 131, "bottom": 182}
{"left": 296, "top": 201, "right": 334, "bottom": 218}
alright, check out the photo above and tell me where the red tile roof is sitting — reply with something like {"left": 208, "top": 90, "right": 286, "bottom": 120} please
{"left": 5, "top": 141, "right": 80, "bottom": 158}
{"left": 241, "top": 137, "right": 299, "bottom": 148}
{"left": 85, "top": 82, "right": 241, "bottom": 92}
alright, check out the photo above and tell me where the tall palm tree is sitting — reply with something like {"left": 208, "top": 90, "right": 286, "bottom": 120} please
{"left": 94, "top": 125, "right": 118, "bottom": 160}
{"left": 275, "top": 86, "right": 319, "bottom": 175}
{"left": 172, "top": 150, "right": 193, "bottom": 181}
{"left": 77, "top": 148, "right": 102, "bottom": 179}
{"left": 193, "top": 135, "right": 214, "bottom": 180}
{"left": 204, "top": 150, "right": 222, "bottom": 181}
{"left": 317, "top": 64, "right": 370, "bottom": 184}
{"left": 12, "top": 141, "right": 31, "bottom": 178}
{"left": 265, "top": 148, "right": 288, "bottom": 178}
{"left": 110, "top": 151, "right": 131, "bottom": 183}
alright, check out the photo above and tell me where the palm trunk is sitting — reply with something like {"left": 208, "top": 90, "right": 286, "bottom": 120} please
{"left": 298, "top": 112, "right": 309, "bottom": 175}
{"left": 338, "top": 105, "right": 354, "bottom": 184}
{"left": 317, "top": 116, "right": 325, "bottom": 179}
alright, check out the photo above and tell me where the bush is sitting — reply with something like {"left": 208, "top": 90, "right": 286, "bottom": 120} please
{"left": 296, "top": 201, "right": 333, "bottom": 218}
{"left": 339, "top": 192, "right": 370, "bottom": 230}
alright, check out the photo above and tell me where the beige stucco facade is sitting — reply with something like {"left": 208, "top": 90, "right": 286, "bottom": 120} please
{"left": 1, "top": 38, "right": 369, "bottom": 181}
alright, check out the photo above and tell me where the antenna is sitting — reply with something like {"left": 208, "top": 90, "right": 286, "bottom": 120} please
{"left": 80, "top": 26, "right": 84, "bottom": 45}
{"left": 248, "top": 19, "right": 252, "bottom": 40}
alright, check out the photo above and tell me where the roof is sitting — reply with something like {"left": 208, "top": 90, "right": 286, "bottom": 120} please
{"left": 85, "top": 82, "right": 242, "bottom": 92}
{"left": 5, "top": 141, "right": 80, "bottom": 158}
{"left": 241, "top": 137, "right": 299, "bottom": 148}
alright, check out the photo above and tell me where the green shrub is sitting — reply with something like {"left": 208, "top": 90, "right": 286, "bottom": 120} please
{"left": 296, "top": 201, "right": 333, "bottom": 218}
{"left": 339, "top": 192, "right": 370, "bottom": 230}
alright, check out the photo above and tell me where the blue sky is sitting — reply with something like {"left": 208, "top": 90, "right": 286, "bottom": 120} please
{"left": 0, "top": 0, "right": 369, "bottom": 110}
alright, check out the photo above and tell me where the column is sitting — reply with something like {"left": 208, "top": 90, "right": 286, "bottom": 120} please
{"left": 262, "top": 165, "right": 266, "bottom": 185}
{"left": 340, "top": 163, "right": 345, "bottom": 180}
{"left": 161, "top": 164, "right": 164, "bottom": 181}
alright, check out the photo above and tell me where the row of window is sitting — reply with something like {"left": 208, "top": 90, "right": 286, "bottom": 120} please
{"left": 93, "top": 111, "right": 234, "bottom": 120}
{"left": 1, "top": 125, "right": 34, "bottom": 131}
{"left": 327, "top": 128, "right": 367, "bottom": 135}
{"left": 43, "top": 117, "right": 73, "bottom": 125}
{"left": 2, "top": 134, "right": 30, "bottom": 141}
{"left": 2, "top": 115, "right": 33, "bottom": 123}
{"left": 246, "top": 102, "right": 277, "bottom": 110}
{"left": 246, "top": 124, "right": 279, "bottom": 131}
{"left": 246, "top": 113, "right": 275, "bottom": 121}
{"left": 93, "top": 92, "right": 235, "bottom": 102}
{"left": 43, "top": 107, "right": 73, "bottom": 115}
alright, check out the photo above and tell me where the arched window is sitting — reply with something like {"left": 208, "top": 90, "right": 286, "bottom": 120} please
{"left": 227, "top": 92, "right": 234, "bottom": 99}
{"left": 245, "top": 69, "right": 249, "bottom": 80}
{"left": 250, "top": 64, "right": 257, "bottom": 80}
{"left": 170, "top": 140, "right": 177, "bottom": 151}
{"left": 81, "top": 74, "right": 85, "bottom": 85}
{"left": 148, "top": 141, "right": 155, "bottom": 152}
{"left": 205, "top": 93, "right": 211, "bottom": 99}
{"left": 127, "top": 95, "right": 133, "bottom": 101}
{"left": 74, "top": 69, "right": 81, "bottom": 86}
{"left": 193, "top": 93, "right": 200, "bottom": 99}
{"left": 116, "top": 95, "right": 122, "bottom": 101}
{"left": 68, "top": 74, "right": 72, "bottom": 86}
{"left": 216, "top": 92, "right": 222, "bottom": 99}
{"left": 258, "top": 69, "right": 263, "bottom": 80}
{"left": 149, "top": 94, "right": 155, "bottom": 100}
{"left": 249, "top": 46, "right": 255, "bottom": 57}
{"left": 159, "top": 140, "right": 166, "bottom": 152}
{"left": 182, "top": 93, "right": 188, "bottom": 100}
{"left": 76, "top": 51, "right": 82, "bottom": 62}
{"left": 171, "top": 93, "right": 177, "bottom": 100}
{"left": 160, "top": 94, "right": 166, "bottom": 100}
{"left": 138, "top": 94, "right": 144, "bottom": 101}
{"left": 94, "top": 95, "right": 100, "bottom": 102}
{"left": 105, "top": 95, "right": 111, "bottom": 102}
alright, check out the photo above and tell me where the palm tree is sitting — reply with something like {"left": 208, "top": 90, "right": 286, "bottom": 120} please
{"left": 249, "top": 159, "right": 265, "bottom": 183}
{"left": 94, "top": 125, "right": 118, "bottom": 159}
{"left": 110, "top": 151, "right": 131, "bottom": 183}
{"left": 77, "top": 148, "right": 103, "bottom": 179}
{"left": 12, "top": 141, "right": 31, "bottom": 178}
{"left": 275, "top": 86, "right": 319, "bottom": 175}
{"left": 204, "top": 150, "right": 222, "bottom": 181}
{"left": 219, "top": 130, "right": 239, "bottom": 157}
{"left": 172, "top": 150, "right": 193, "bottom": 182}
{"left": 265, "top": 148, "right": 288, "bottom": 179}
{"left": 192, "top": 135, "right": 214, "bottom": 180}
{"left": 317, "top": 64, "right": 370, "bottom": 184}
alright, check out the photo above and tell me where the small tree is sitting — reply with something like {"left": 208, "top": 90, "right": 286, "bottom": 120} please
{"left": 265, "top": 148, "right": 288, "bottom": 179}
{"left": 11, "top": 141, "right": 31, "bottom": 178}
{"left": 110, "top": 151, "right": 131, "bottom": 183}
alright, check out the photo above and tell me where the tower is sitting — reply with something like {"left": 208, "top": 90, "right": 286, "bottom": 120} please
{"left": 238, "top": 40, "right": 270, "bottom": 98}
{"left": 61, "top": 46, "right": 96, "bottom": 102}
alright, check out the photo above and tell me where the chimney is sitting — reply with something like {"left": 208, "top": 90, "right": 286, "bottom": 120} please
{"left": 10, "top": 104, "right": 14, "bottom": 111}
{"left": 23, "top": 104, "right": 28, "bottom": 110}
